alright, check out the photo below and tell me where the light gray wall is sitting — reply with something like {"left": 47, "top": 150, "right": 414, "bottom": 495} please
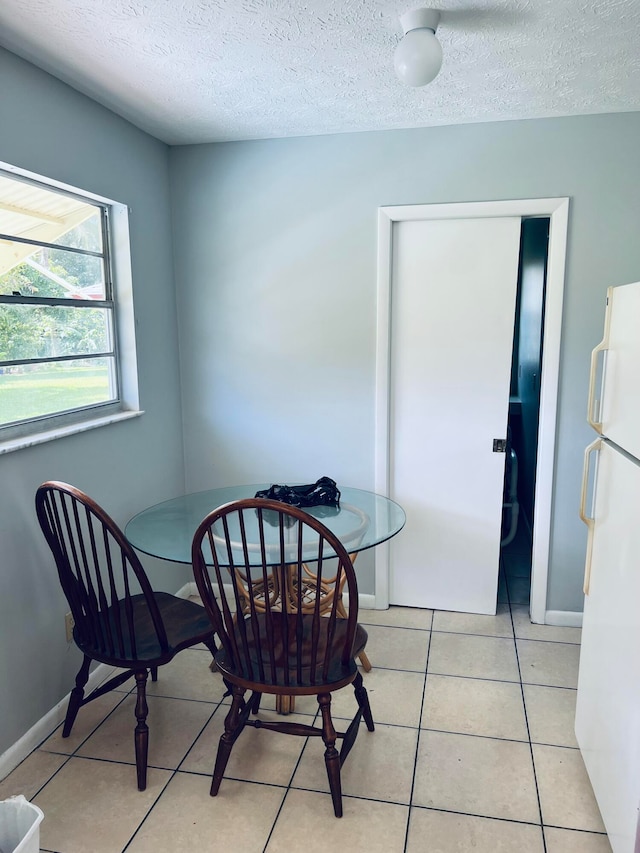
{"left": 0, "top": 48, "right": 189, "bottom": 756}
{"left": 170, "top": 112, "right": 640, "bottom": 611}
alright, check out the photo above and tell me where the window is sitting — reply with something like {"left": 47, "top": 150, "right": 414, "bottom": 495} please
{"left": 0, "top": 165, "right": 140, "bottom": 450}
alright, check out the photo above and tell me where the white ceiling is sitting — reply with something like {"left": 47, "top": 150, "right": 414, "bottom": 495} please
{"left": 0, "top": 0, "right": 639, "bottom": 145}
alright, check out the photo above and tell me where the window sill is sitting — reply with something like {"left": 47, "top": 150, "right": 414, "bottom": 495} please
{"left": 0, "top": 409, "right": 144, "bottom": 455}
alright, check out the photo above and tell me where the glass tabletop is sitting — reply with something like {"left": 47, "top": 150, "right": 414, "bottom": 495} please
{"left": 125, "top": 484, "right": 405, "bottom": 566}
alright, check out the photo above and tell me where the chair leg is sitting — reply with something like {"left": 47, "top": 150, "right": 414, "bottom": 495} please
{"left": 318, "top": 693, "right": 343, "bottom": 818}
{"left": 353, "top": 671, "right": 375, "bottom": 732}
{"left": 63, "top": 655, "right": 91, "bottom": 738}
{"left": 275, "top": 694, "right": 295, "bottom": 714}
{"left": 358, "top": 651, "right": 372, "bottom": 672}
{"left": 250, "top": 691, "right": 261, "bottom": 714}
{"left": 134, "top": 670, "right": 149, "bottom": 791}
{"left": 210, "top": 684, "right": 245, "bottom": 796}
{"left": 150, "top": 666, "right": 158, "bottom": 682}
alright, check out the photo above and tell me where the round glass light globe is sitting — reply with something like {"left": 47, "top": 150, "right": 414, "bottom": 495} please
{"left": 394, "top": 28, "right": 443, "bottom": 87}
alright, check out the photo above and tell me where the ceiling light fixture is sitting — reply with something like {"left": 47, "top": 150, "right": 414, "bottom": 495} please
{"left": 394, "top": 8, "right": 442, "bottom": 87}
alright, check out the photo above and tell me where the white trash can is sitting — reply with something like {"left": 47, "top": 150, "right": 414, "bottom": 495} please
{"left": 0, "top": 795, "right": 44, "bottom": 853}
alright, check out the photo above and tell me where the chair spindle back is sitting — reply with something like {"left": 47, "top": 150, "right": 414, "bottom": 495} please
{"left": 36, "top": 481, "right": 168, "bottom": 660}
{"left": 192, "top": 498, "right": 359, "bottom": 688}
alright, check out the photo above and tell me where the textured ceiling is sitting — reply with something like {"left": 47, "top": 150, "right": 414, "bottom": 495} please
{"left": 0, "top": 0, "right": 639, "bottom": 145}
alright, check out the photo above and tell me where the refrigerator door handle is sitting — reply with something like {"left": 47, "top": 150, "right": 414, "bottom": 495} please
{"left": 579, "top": 438, "right": 602, "bottom": 595}
{"left": 587, "top": 286, "right": 613, "bottom": 432}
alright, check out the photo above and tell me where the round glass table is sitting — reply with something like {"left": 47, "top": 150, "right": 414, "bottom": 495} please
{"left": 125, "top": 484, "right": 406, "bottom": 566}
{"left": 125, "top": 485, "right": 405, "bottom": 713}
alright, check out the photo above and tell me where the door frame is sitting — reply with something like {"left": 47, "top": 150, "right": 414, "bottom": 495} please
{"left": 374, "top": 198, "right": 570, "bottom": 624}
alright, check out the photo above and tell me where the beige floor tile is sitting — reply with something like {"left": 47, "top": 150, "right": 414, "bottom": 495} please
{"left": 181, "top": 706, "right": 309, "bottom": 785}
{"left": 533, "top": 744, "right": 606, "bottom": 832}
{"left": 544, "top": 826, "right": 613, "bottom": 852}
{"left": 432, "top": 602, "right": 514, "bottom": 638}
{"left": 76, "top": 694, "right": 215, "bottom": 770}
{"left": 428, "top": 632, "right": 520, "bottom": 682}
{"left": 40, "top": 690, "right": 128, "bottom": 755}
{"left": 512, "top": 606, "right": 582, "bottom": 644}
{"left": 330, "top": 668, "right": 425, "bottom": 728}
{"left": 34, "top": 757, "right": 171, "bottom": 853}
{"left": 5, "top": 592, "right": 600, "bottom": 853}
{"left": 94, "top": 663, "right": 122, "bottom": 682}
{"left": 432, "top": 601, "right": 513, "bottom": 638}
{"left": 517, "top": 639, "right": 581, "bottom": 688}
{"left": 145, "top": 647, "right": 225, "bottom": 702}
{"left": 406, "top": 807, "right": 545, "bottom": 853}
{"left": 413, "top": 730, "right": 539, "bottom": 823}
{"left": 421, "top": 674, "right": 527, "bottom": 740}
{"left": 292, "top": 722, "right": 418, "bottom": 804}
{"left": 358, "top": 606, "right": 432, "bottom": 630}
{"left": 127, "top": 773, "right": 284, "bottom": 853}
{"left": 0, "top": 750, "right": 68, "bottom": 800}
{"left": 266, "top": 788, "right": 409, "bottom": 852}
{"left": 362, "top": 625, "right": 430, "bottom": 672}
{"left": 524, "top": 685, "right": 578, "bottom": 747}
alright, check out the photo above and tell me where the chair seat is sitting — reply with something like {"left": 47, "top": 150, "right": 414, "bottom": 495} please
{"left": 215, "top": 614, "right": 368, "bottom": 691}
{"left": 77, "top": 592, "right": 214, "bottom": 667}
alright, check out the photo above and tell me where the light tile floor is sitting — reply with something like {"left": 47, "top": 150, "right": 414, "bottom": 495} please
{"left": 0, "top": 553, "right": 612, "bottom": 852}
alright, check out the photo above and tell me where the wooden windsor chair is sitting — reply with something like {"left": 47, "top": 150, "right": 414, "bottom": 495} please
{"left": 191, "top": 497, "right": 375, "bottom": 817}
{"left": 35, "top": 481, "right": 217, "bottom": 791}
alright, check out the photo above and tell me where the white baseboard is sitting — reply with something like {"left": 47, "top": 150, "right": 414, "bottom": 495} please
{"left": 545, "top": 609, "right": 583, "bottom": 628}
{"left": 0, "top": 661, "right": 118, "bottom": 783}
{"left": 356, "top": 594, "right": 376, "bottom": 610}
{"left": 175, "top": 582, "right": 198, "bottom": 599}
{"left": 334, "top": 592, "right": 376, "bottom": 610}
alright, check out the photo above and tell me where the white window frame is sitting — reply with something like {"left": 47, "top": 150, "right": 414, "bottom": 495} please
{"left": 0, "top": 161, "right": 142, "bottom": 454}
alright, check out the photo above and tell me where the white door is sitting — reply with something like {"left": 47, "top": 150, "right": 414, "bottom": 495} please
{"left": 576, "top": 439, "right": 640, "bottom": 853}
{"left": 389, "top": 216, "right": 521, "bottom": 613}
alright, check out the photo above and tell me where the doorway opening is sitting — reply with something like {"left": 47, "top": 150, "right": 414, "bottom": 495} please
{"left": 500, "top": 217, "right": 550, "bottom": 608}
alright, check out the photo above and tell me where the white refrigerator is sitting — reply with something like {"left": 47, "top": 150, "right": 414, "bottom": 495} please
{"left": 576, "top": 280, "right": 640, "bottom": 853}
